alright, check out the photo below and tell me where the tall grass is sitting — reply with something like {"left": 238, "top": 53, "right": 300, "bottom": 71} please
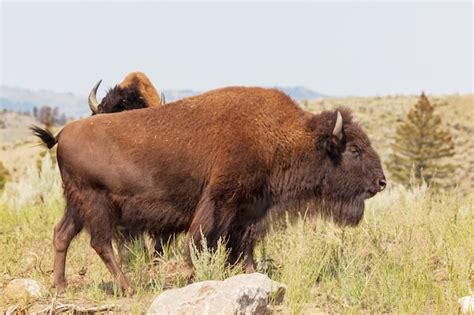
{"left": 0, "top": 154, "right": 472, "bottom": 313}
{"left": 258, "top": 185, "right": 473, "bottom": 313}
{"left": 189, "top": 233, "right": 243, "bottom": 282}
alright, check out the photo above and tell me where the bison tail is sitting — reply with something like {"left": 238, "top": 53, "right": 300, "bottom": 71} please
{"left": 30, "top": 125, "right": 57, "bottom": 149}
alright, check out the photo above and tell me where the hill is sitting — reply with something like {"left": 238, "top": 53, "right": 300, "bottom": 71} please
{"left": 276, "top": 86, "right": 324, "bottom": 100}
{"left": 1, "top": 85, "right": 324, "bottom": 118}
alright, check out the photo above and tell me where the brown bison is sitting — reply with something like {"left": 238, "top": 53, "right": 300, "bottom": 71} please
{"left": 88, "top": 71, "right": 165, "bottom": 115}
{"left": 87, "top": 72, "right": 171, "bottom": 255}
{"left": 32, "top": 86, "right": 385, "bottom": 294}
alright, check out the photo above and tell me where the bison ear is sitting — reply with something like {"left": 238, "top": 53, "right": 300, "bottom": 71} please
{"left": 323, "top": 111, "right": 345, "bottom": 159}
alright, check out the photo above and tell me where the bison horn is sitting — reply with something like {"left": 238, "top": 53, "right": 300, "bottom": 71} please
{"left": 333, "top": 111, "right": 343, "bottom": 139}
{"left": 88, "top": 80, "right": 102, "bottom": 114}
{"left": 160, "top": 92, "right": 166, "bottom": 105}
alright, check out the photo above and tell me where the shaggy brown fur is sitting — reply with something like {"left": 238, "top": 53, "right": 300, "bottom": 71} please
{"left": 33, "top": 86, "right": 385, "bottom": 294}
{"left": 95, "top": 72, "right": 161, "bottom": 114}
{"left": 119, "top": 72, "right": 161, "bottom": 107}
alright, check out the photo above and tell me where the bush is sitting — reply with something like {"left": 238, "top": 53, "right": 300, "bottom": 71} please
{"left": 0, "top": 161, "right": 10, "bottom": 190}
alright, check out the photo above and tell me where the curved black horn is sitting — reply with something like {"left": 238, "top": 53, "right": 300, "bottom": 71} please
{"left": 88, "top": 80, "right": 102, "bottom": 114}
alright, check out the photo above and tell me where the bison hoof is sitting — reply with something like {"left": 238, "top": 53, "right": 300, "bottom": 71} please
{"left": 245, "top": 264, "right": 256, "bottom": 274}
{"left": 124, "top": 286, "right": 135, "bottom": 297}
{"left": 181, "top": 265, "right": 195, "bottom": 281}
{"left": 54, "top": 282, "right": 67, "bottom": 295}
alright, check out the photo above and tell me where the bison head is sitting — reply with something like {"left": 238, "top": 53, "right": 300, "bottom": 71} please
{"left": 312, "top": 109, "right": 386, "bottom": 226}
{"left": 88, "top": 71, "right": 165, "bottom": 115}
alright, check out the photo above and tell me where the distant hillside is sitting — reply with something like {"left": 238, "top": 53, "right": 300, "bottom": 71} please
{"left": 1, "top": 85, "right": 324, "bottom": 117}
{"left": 0, "top": 86, "right": 87, "bottom": 117}
{"left": 275, "top": 86, "right": 324, "bottom": 100}
{"left": 161, "top": 89, "right": 198, "bottom": 102}
{"left": 0, "top": 85, "right": 199, "bottom": 117}
{"left": 163, "top": 86, "right": 323, "bottom": 101}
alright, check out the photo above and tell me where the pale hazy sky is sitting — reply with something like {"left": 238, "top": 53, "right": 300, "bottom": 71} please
{"left": 1, "top": 1, "right": 472, "bottom": 96}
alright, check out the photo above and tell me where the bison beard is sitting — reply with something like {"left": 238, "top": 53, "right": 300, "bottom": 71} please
{"left": 319, "top": 197, "right": 366, "bottom": 226}
{"left": 32, "top": 86, "right": 385, "bottom": 294}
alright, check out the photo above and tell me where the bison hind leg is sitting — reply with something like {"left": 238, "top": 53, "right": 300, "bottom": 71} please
{"left": 53, "top": 204, "right": 83, "bottom": 293}
{"left": 84, "top": 194, "right": 135, "bottom": 295}
{"left": 90, "top": 235, "right": 134, "bottom": 295}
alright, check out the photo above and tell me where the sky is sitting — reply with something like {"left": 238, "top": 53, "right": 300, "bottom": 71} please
{"left": 0, "top": 1, "right": 472, "bottom": 96}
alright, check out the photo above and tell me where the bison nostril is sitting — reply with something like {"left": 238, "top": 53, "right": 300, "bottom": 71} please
{"left": 379, "top": 179, "right": 387, "bottom": 191}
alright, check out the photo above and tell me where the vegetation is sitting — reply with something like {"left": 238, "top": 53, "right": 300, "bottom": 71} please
{"left": 33, "top": 106, "right": 68, "bottom": 127}
{"left": 387, "top": 93, "right": 455, "bottom": 187}
{"left": 190, "top": 235, "right": 243, "bottom": 282}
{"left": 0, "top": 161, "right": 10, "bottom": 190}
{"left": 0, "top": 154, "right": 472, "bottom": 313}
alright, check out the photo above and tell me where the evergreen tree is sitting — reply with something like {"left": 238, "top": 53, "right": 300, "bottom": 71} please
{"left": 38, "top": 106, "right": 54, "bottom": 130}
{"left": 388, "top": 93, "right": 455, "bottom": 187}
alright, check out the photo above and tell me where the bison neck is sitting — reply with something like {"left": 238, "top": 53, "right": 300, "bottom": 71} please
{"left": 269, "top": 149, "right": 323, "bottom": 206}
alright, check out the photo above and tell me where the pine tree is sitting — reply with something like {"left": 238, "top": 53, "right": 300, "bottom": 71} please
{"left": 388, "top": 92, "right": 455, "bottom": 188}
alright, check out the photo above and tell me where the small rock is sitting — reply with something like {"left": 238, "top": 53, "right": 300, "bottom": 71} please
{"left": 4, "top": 278, "right": 45, "bottom": 301}
{"left": 147, "top": 273, "right": 286, "bottom": 315}
{"left": 459, "top": 295, "right": 474, "bottom": 314}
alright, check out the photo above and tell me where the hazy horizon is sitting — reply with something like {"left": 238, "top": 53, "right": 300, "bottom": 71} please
{"left": 1, "top": 1, "right": 472, "bottom": 97}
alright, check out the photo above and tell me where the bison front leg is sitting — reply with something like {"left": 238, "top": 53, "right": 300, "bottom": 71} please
{"left": 183, "top": 186, "right": 238, "bottom": 277}
{"left": 183, "top": 191, "right": 215, "bottom": 278}
{"left": 153, "top": 231, "right": 174, "bottom": 257}
{"left": 53, "top": 206, "right": 83, "bottom": 293}
{"left": 227, "top": 223, "right": 263, "bottom": 273}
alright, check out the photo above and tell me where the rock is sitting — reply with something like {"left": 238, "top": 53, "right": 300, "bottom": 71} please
{"left": 147, "top": 273, "right": 286, "bottom": 315}
{"left": 4, "top": 278, "right": 45, "bottom": 301}
{"left": 459, "top": 295, "right": 474, "bottom": 314}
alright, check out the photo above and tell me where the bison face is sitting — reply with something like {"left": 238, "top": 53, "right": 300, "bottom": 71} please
{"left": 313, "top": 109, "right": 386, "bottom": 226}
{"left": 97, "top": 85, "right": 148, "bottom": 114}
{"left": 88, "top": 80, "right": 148, "bottom": 115}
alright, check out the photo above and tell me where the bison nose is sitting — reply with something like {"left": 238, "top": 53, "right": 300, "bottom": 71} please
{"left": 378, "top": 178, "right": 387, "bottom": 192}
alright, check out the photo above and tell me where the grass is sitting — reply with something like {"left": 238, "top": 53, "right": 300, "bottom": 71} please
{"left": 0, "top": 154, "right": 473, "bottom": 313}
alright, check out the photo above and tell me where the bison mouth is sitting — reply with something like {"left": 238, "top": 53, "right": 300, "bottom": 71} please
{"left": 364, "top": 189, "right": 378, "bottom": 199}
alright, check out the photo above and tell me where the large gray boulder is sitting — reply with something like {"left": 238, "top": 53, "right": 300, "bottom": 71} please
{"left": 147, "top": 273, "right": 286, "bottom": 315}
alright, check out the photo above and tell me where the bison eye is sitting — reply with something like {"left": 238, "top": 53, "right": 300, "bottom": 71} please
{"left": 349, "top": 147, "right": 361, "bottom": 157}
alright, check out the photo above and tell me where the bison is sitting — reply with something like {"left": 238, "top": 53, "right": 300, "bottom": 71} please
{"left": 32, "top": 86, "right": 386, "bottom": 294}
{"left": 88, "top": 71, "right": 165, "bottom": 115}
{"left": 87, "top": 71, "right": 171, "bottom": 256}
